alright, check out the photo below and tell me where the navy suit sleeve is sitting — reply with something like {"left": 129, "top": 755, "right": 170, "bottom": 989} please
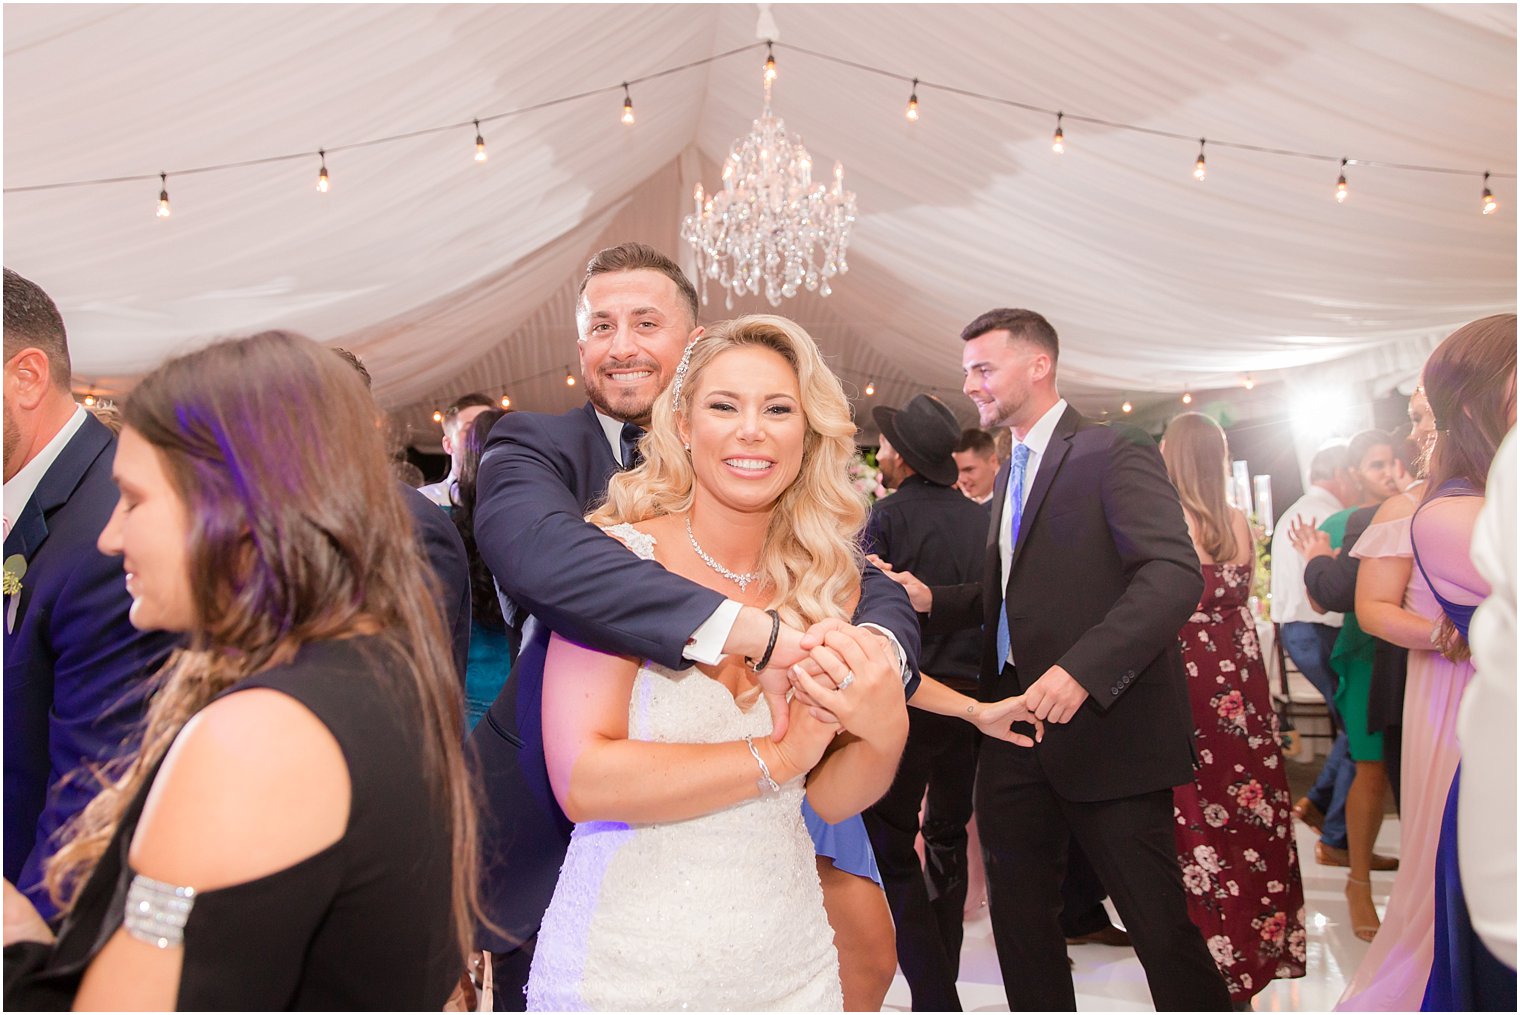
{"left": 398, "top": 483, "right": 472, "bottom": 687}
{"left": 925, "top": 582, "right": 983, "bottom": 634}
{"left": 1059, "top": 428, "right": 1203, "bottom": 708}
{"left": 859, "top": 504, "right": 924, "bottom": 694}
{"left": 24, "top": 538, "right": 176, "bottom": 916}
{"left": 473, "top": 413, "right": 725, "bottom": 669}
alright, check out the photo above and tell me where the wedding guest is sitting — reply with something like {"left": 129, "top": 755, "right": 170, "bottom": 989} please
{"left": 1405, "top": 318, "right": 1515, "bottom": 1011}
{"left": 1339, "top": 314, "right": 1516, "bottom": 1010}
{"left": 449, "top": 407, "right": 516, "bottom": 731}
{"left": 2, "top": 269, "right": 177, "bottom": 919}
{"left": 862, "top": 395, "right": 994, "bottom": 1010}
{"left": 420, "top": 392, "right": 496, "bottom": 507}
{"left": 1317, "top": 428, "right": 1400, "bottom": 939}
{"left": 1272, "top": 443, "right": 1360, "bottom": 865}
{"left": 3, "top": 331, "right": 477, "bottom": 1008}
{"left": 527, "top": 314, "right": 920, "bottom": 1010}
{"left": 466, "top": 243, "right": 920, "bottom": 1009}
{"left": 880, "top": 308, "right": 1231, "bottom": 1010}
{"left": 1161, "top": 411, "right": 1307, "bottom": 1004}
{"left": 951, "top": 427, "right": 999, "bottom": 504}
{"left": 333, "top": 346, "right": 472, "bottom": 686}
{"left": 1460, "top": 429, "right": 1516, "bottom": 970}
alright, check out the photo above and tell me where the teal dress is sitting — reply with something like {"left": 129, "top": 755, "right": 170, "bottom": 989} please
{"left": 1322, "top": 508, "right": 1382, "bottom": 762}
{"left": 464, "top": 622, "right": 515, "bottom": 733}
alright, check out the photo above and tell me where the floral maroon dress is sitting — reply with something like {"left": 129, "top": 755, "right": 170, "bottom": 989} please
{"left": 1173, "top": 562, "right": 1307, "bottom": 1002}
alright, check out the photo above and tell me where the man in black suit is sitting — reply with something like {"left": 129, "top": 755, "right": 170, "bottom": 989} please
{"left": 2, "top": 269, "right": 178, "bottom": 917}
{"left": 861, "top": 394, "right": 989, "bottom": 1011}
{"left": 881, "top": 308, "right": 1228, "bottom": 1010}
{"left": 468, "top": 243, "right": 920, "bottom": 1008}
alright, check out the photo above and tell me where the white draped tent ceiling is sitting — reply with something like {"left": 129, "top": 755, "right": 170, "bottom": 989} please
{"left": 5, "top": 3, "right": 1515, "bottom": 448}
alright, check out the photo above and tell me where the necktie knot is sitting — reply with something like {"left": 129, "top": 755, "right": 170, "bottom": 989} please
{"left": 619, "top": 423, "right": 646, "bottom": 470}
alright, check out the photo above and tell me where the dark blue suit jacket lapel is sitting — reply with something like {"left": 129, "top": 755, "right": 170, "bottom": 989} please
{"left": 1010, "top": 404, "right": 1078, "bottom": 568}
{"left": 4, "top": 415, "right": 112, "bottom": 562}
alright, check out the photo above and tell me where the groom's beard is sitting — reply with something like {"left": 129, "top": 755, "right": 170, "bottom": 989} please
{"left": 584, "top": 358, "right": 665, "bottom": 426}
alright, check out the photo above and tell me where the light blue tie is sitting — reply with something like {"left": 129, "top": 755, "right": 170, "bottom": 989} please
{"left": 995, "top": 443, "right": 1032, "bottom": 669}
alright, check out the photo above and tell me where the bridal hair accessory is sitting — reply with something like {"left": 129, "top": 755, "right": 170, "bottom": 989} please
{"left": 687, "top": 515, "right": 761, "bottom": 593}
{"left": 669, "top": 334, "right": 704, "bottom": 408}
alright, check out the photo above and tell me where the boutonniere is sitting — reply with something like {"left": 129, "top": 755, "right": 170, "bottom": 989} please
{"left": 4, "top": 554, "right": 25, "bottom": 634}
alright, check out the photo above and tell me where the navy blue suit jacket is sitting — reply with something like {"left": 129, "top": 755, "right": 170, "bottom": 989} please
{"left": 467, "top": 402, "right": 920, "bottom": 949}
{"left": 397, "top": 482, "right": 471, "bottom": 688}
{"left": 3, "top": 415, "right": 177, "bottom": 916}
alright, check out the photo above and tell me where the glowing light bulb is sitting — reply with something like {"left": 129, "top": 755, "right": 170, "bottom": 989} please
{"left": 83, "top": 394, "right": 97, "bottom": 407}
{"left": 1121, "top": 400, "right": 1133, "bottom": 414}
{"left": 1052, "top": 112, "right": 1065, "bottom": 155}
{"left": 565, "top": 370, "right": 576, "bottom": 388}
{"left": 432, "top": 409, "right": 444, "bottom": 423}
{"left": 1193, "top": 140, "right": 1207, "bottom": 182}
{"left": 316, "top": 149, "right": 330, "bottom": 193}
{"left": 1482, "top": 172, "right": 1498, "bottom": 215}
{"left": 156, "top": 173, "right": 171, "bottom": 219}
{"left": 1335, "top": 160, "right": 1349, "bottom": 204}
{"left": 905, "top": 79, "right": 919, "bottom": 122}
{"left": 865, "top": 381, "right": 877, "bottom": 396}
{"left": 474, "top": 120, "right": 487, "bottom": 162}
{"left": 500, "top": 394, "right": 511, "bottom": 409}
{"left": 621, "top": 96, "right": 635, "bottom": 126}
{"left": 1244, "top": 375, "right": 1256, "bottom": 390}
{"left": 1182, "top": 390, "right": 1193, "bottom": 405}
{"left": 764, "top": 44, "right": 777, "bottom": 83}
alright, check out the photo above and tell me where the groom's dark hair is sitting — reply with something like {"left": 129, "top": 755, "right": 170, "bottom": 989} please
{"left": 578, "top": 243, "right": 699, "bottom": 328}
{"left": 961, "top": 307, "right": 1060, "bottom": 364}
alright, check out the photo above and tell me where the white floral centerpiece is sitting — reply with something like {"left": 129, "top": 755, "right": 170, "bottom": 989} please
{"left": 849, "top": 451, "right": 888, "bottom": 503}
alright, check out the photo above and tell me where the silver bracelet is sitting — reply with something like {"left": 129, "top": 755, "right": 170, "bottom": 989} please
{"left": 743, "top": 734, "right": 782, "bottom": 795}
{"left": 123, "top": 872, "right": 196, "bottom": 949}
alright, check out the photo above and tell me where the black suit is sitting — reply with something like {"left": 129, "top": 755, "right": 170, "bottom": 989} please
{"left": 467, "top": 403, "right": 921, "bottom": 1007}
{"left": 927, "top": 405, "right": 1228, "bottom": 1011}
{"left": 861, "top": 475, "right": 986, "bottom": 1011}
{"left": 397, "top": 482, "right": 472, "bottom": 692}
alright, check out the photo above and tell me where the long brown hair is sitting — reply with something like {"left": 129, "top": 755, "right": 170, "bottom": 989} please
{"left": 1161, "top": 412, "right": 1239, "bottom": 563}
{"left": 1423, "top": 314, "right": 1516, "bottom": 495}
{"left": 45, "top": 331, "right": 481, "bottom": 962}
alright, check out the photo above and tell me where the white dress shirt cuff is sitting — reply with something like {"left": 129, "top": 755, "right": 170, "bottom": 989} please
{"left": 683, "top": 599, "right": 744, "bottom": 665}
{"left": 859, "top": 623, "right": 911, "bottom": 686}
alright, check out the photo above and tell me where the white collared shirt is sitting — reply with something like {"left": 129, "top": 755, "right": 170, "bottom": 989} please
{"left": 4, "top": 404, "right": 88, "bottom": 530}
{"left": 998, "top": 398, "right": 1067, "bottom": 596}
{"left": 1268, "top": 485, "right": 1346, "bottom": 627}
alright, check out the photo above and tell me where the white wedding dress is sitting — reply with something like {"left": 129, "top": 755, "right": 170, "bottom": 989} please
{"left": 525, "top": 525, "right": 843, "bottom": 1012}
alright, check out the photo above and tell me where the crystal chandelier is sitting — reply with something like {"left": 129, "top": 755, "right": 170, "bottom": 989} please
{"left": 680, "top": 62, "right": 857, "bottom": 309}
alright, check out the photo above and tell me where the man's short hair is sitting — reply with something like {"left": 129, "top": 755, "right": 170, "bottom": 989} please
{"left": 960, "top": 308, "right": 1059, "bottom": 363}
{"left": 1347, "top": 428, "right": 1392, "bottom": 468}
{"left": 953, "top": 427, "right": 997, "bottom": 457}
{"left": 445, "top": 393, "right": 495, "bottom": 418}
{"left": 1307, "top": 442, "right": 1351, "bottom": 482}
{"left": 578, "top": 242, "right": 699, "bottom": 328}
{"left": 3, "top": 268, "right": 72, "bottom": 389}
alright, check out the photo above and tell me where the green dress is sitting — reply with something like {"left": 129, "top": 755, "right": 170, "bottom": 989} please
{"left": 1322, "top": 508, "right": 1383, "bottom": 762}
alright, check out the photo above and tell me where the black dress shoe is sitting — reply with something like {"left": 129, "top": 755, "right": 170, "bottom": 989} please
{"left": 1065, "top": 925, "right": 1132, "bottom": 947}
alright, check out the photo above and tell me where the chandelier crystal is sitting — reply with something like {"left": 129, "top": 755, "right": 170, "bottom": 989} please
{"left": 681, "top": 69, "right": 857, "bottom": 309}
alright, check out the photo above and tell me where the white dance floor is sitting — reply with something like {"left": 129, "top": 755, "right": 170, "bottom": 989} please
{"left": 882, "top": 815, "right": 1401, "bottom": 1012}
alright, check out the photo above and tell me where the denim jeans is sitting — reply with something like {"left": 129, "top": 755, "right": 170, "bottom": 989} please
{"left": 1281, "top": 621, "right": 1351, "bottom": 850}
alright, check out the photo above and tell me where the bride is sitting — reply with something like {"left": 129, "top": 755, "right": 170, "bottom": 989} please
{"left": 525, "top": 315, "right": 910, "bottom": 1011}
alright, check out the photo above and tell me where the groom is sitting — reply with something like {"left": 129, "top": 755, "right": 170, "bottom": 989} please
{"left": 467, "top": 243, "right": 920, "bottom": 1008}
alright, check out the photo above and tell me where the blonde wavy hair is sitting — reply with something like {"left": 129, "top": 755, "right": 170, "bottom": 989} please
{"left": 589, "top": 314, "right": 867, "bottom": 628}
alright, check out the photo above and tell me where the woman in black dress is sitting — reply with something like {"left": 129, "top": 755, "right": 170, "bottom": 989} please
{"left": 4, "top": 331, "right": 478, "bottom": 1009}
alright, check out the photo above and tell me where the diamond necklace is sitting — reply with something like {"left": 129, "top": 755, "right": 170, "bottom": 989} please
{"left": 686, "top": 516, "right": 760, "bottom": 592}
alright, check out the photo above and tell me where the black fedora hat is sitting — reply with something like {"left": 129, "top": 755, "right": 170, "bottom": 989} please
{"left": 872, "top": 394, "right": 961, "bottom": 487}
